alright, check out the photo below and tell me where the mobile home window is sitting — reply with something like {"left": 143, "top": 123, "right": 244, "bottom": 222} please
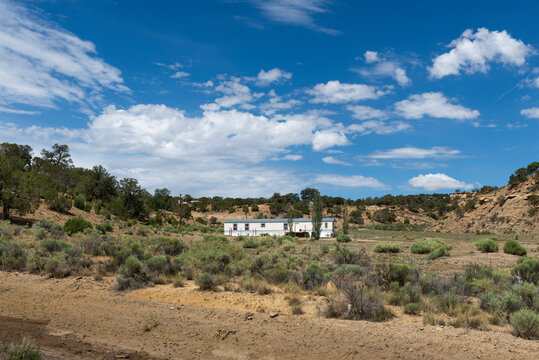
{"left": 233, "top": 223, "right": 237, "bottom": 230}
{"left": 245, "top": 223, "right": 249, "bottom": 231}
{"left": 284, "top": 223, "right": 288, "bottom": 230}
{"left": 325, "top": 222, "right": 328, "bottom": 228}
{"left": 261, "top": 223, "right": 266, "bottom": 228}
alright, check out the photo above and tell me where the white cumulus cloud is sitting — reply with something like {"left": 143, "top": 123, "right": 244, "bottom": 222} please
{"left": 364, "top": 51, "right": 380, "bottom": 63}
{"left": 408, "top": 173, "right": 475, "bottom": 191}
{"left": 308, "top": 80, "right": 389, "bottom": 104}
{"left": 346, "top": 121, "right": 411, "bottom": 135}
{"left": 347, "top": 105, "right": 388, "bottom": 120}
{"left": 429, "top": 28, "right": 533, "bottom": 79}
{"left": 394, "top": 92, "right": 479, "bottom": 120}
{"left": 255, "top": 68, "right": 292, "bottom": 85}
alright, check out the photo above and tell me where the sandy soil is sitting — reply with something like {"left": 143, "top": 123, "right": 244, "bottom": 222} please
{"left": 1, "top": 271, "right": 537, "bottom": 360}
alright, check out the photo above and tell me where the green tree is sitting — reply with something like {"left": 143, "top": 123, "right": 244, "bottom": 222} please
{"left": 41, "top": 143, "right": 73, "bottom": 167}
{"left": 0, "top": 151, "right": 41, "bottom": 220}
{"left": 116, "top": 178, "right": 148, "bottom": 219}
{"left": 311, "top": 192, "right": 323, "bottom": 240}
{"left": 300, "top": 188, "right": 320, "bottom": 202}
{"left": 342, "top": 205, "right": 349, "bottom": 235}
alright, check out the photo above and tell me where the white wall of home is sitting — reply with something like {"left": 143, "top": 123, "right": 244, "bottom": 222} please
{"left": 224, "top": 220, "right": 334, "bottom": 237}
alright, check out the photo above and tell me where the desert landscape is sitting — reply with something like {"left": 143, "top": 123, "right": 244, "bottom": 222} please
{"left": 1, "top": 1, "right": 539, "bottom": 359}
{"left": 1, "top": 163, "right": 538, "bottom": 359}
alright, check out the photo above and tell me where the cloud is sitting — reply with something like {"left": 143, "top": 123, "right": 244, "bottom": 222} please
{"left": 255, "top": 68, "right": 292, "bottom": 85}
{"left": 259, "top": 89, "right": 302, "bottom": 115}
{"left": 275, "top": 154, "right": 303, "bottom": 161}
{"left": 171, "top": 71, "right": 190, "bottom": 79}
{"left": 394, "top": 92, "right": 479, "bottom": 120}
{"left": 312, "top": 129, "right": 349, "bottom": 151}
{"left": 154, "top": 62, "right": 183, "bottom": 70}
{"left": 429, "top": 28, "right": 533, "bottom": 79}
{"left": 315, "top": 174, "right": 388, "bottom": 190}
{"left": 322, "top": 156, "right": 351, "bottom": 166}
{"left": 347, "top": 120, "right": 411, "bottom": 135}
{"left": 364, "top": 51, "right": 380, "bottom": 63}
{"left": 355, "top": 60, "right": 410, "bottom": 87}
{"left": 521, "top": 107, "right": 539, "bottom": 119}
{"left": 391, "top": 162, "right": 446, "bottom": 170}
{"left": 308, "top": 80, "right": 389, "bottom": 104}
{"left": 347, "top": 105, "right": 388, "bottom": 120}
{"left": 1, "top": 103, "right": 361, "bottom": 196}
{"left": 0, "top": 0, "right": 127, "bottom": 110}
{"left": 365, "top": 146, "right": 461, "bottom": 159}
{"left": 0, "top": 106, "right": 40, "bottom": 115}
{"left": 408, "top": 173, "right": 475, "bottom": 191}
{"left": 250, "top": 0, "right": 339, "bottom": 35}
{"left": 201, "top": 77, "right": 262, "bottom": 110}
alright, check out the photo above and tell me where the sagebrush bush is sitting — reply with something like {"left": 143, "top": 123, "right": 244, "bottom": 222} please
{"left": 404, "top": 302, "right": 421, "bottom": 315}
{"left": 2, "top": 338, "right": 43, "bottom": 360}
{"left": 510, "top": 308, "right": 539, "bottom": 339}
{"left": 303, "top": 263, "right": 327, "bottom": 290}
{"left": 63, "top": 218, "right": 93, "bottom": 235}
{"left": 96, "top": 223, "right": 113, "bottom": 234}
{"left": 336, "top": 234, "right": 351, "bottom": 243}
{"left": 377, "top": 263, "right": 419, "bottom": 287}
{"left": 428, "top": 246, "right": 446, "bottom": 260}
{"left": 373, "top": 242, "right": 400, "bottom": 253}
{"left": 503, "top": 240, "right": 527, "bottom": 256}
{"left": 475, "top": 238, "right": 498, "bottom": 253}
{"left": 512, "top": 257, "right": 539, "bottom": 285}
{"left": 41, "top": 239, "right": 72, "bottom": 254}
{"left": 411, "top": 239, "right": 449, "bottom": 254}
{"left": 242, "top": 238, "right": 258, "bottom": 248}
{"left": 0, "top": 238, "right": 26, "bottom": 271}
{"left": 196, "top": 272, "right": 218, "bottom": 291}
{"left": 151, "top": 236, "right": 187, "bottom": 256}
{"left": 73, "top": 195, "right": 86, "bottom": 210}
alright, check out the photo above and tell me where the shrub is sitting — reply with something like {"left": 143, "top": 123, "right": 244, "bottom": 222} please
{"left": 152, "top": 236, "right": 188, "bottom": 256}
{"left": 377, "top": 263, "right": 419, "bottom": 287}
{"left": 404, "top": 302, "right": 421, "bottom": 315}
{"left": 73, "top": 195, "right": 86, "bottom": 210}
{"left": 428, "top": 246, "right": 446, "bottom": 260}
{"left": 243, "top": 238, "right": 258, "bottom": 248}
{"left": 180, "top": 235, "right": 243, "bottom": 275}
{"left": 475, "top": 238, "right": 498, "bottom": 253}
{"left": 4, "top": 338, "right": 43, "bottom": 360}
{"left": 145, "top": 256, "right": 172, "bottom": 277}
{"left": 45, "top": 191, "right": 72, "bottom": 212}
{"left": 503, "top": 240, "right": 527, "bottom": 256}
{"left": 510, "top": 309, "right": 539, "bottom": 339}
{"left": 44, "top": 252, "right": 70, "bottom": 278}
{"left": 0, "top": 238, "right": 26, "bottom": 271}
{"left": 63, "top": 218, "right": 93, "bottom": 235}
{"left": 411, "top": 239, "right": 449, "bottom": 254}
{"left": 196, "top": 272, "right": 218, "bottom": 291}
{"left": 291, "top": 305, "right": 304, "bottom": 315}
{"left": 32, "top": 220, "right": 64, "bottom": 240}
{"left": 195, "top": 217, "right": 207, "bottom": 225}
{"left": 372, "top": 208, "right": 396, "bottom": 224}
{"left": 96, "top": 223, "right": 113, "bottom": 234}
{"left": 373, "top": 242, "right": 400, "bottom": 253}
{"left": 512, "top": 257, "right": 539, "bottom": 284}
{"left": 41, "top": 239, "right": 72, "bottom": 254}
{"left": 336, "top": 234, "right": 351, "bottom": 243}
{"left": 303, "top": 264, "right": 326, "bottom": 290}
{"left": 330, "top": 246, "right": 371, "bottom": 267}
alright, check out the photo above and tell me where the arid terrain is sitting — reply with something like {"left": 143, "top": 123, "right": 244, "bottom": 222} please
{"left": 1, "top": 270, "right": 538, "bottom": 360}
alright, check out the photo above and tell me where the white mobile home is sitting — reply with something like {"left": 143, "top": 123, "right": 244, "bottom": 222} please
{"left": 224, "top": 218, "right": 335, "bottom": 238}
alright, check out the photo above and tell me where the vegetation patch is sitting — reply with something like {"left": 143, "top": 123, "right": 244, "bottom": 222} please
{"left": 373, "top": 242, "right": 400, "bottom": 253}
{"left": 410, "top": 239, "right": 450, "bottom": 254}
{"left": 475, "top": 238, "right": 498, "bottom": 253}
{"left": 503, "top": 240, "right": 527, "bottom": 256}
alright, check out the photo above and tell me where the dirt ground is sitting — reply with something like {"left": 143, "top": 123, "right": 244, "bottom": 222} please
{"left": 1, "top": 271, "right": 538, "bottom": 360}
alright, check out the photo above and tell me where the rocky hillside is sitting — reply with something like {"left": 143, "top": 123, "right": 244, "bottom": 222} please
{"left": 431, "top": 176, "right": 538, "bottom": 234}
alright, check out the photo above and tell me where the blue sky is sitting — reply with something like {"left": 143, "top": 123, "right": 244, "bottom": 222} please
{"left": 0, "top": 0, "right": 538, "bottom": 198}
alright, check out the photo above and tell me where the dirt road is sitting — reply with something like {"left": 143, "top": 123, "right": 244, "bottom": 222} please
{"left": 0, "top": 271, "right": 537, "bottom": 360}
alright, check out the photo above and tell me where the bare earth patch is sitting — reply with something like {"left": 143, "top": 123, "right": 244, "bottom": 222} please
{"left": 1, "top": 271, "right": 538, "bottom": 360}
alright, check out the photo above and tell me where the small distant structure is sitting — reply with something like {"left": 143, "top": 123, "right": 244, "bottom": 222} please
{"left": 223, "top": 218, "right": 335, "bottom": 237}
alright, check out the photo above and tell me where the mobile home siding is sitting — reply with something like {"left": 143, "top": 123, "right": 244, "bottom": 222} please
{"left": 223, "top": 218, "right": 335, "bottom": 237}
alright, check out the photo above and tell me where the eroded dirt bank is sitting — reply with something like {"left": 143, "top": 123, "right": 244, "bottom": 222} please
{"left": 1, "top": 271, "right": 537, "bottom": 360}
